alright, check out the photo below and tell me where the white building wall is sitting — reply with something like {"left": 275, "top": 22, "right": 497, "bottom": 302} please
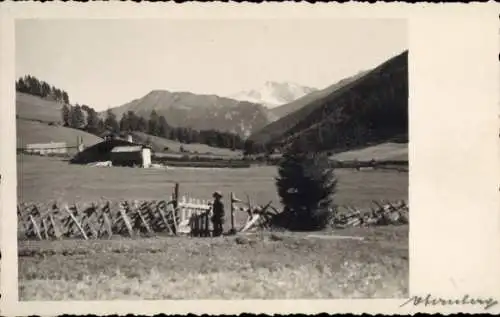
{"left": 142, "top": 148, "right": 152, "bottom": 168}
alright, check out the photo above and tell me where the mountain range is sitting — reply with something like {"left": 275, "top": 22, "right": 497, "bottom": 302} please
{"left": 248, "top": 50, "right": 408, "bottom": 153}
{"left": 104, "top": 90, "right": 272, "bottom": 138}
{"left": 103, "top": 81, "right": 318, "bottom": 139}
{"left": 228, "top": 81, "right": 317, "bottom": 110}
{"left": 100, "top": 50, "right": 408, "bottom": 154}
{"left": 15, "top": 47, "right": 408, "bottom": 159}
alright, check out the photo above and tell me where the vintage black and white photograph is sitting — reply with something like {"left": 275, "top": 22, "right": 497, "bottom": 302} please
{"left": 15, "top": 18, "right": 408, "bottom": 300}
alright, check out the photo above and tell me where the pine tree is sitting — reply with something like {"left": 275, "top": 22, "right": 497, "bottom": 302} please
{"left": 275, "top": 149, "right": 337, "bottom": 231}
{"left": 30, "top": 76, "right": 42, "bottom": 97}
{"left": 158, "top": 115, "right": 170, "bottom": 138}
{"left": 127, "top": 111, "right": 139, "bottom": 131}
{"left": 243, "top": 139, "right": 255, "bottom": 156}
{"left": 190, "top": 129, "right": 200, "bottom": 144}
{"left": 183, "top": 128, "right": 192, "bottom": 144}
{"left": 50, "top": 85, "right": 57, "bottom": 99}
{"left": 53, "top": 88, "right": 61, "bottom": 102}
{"left": 148, "top": 110, "right": 160, "bottom": 136}
{"left": 137, "top": 116, "right": 148, "bottom": 133}
{"left": 61, "top": 104, "right": 71, "bottom": 127}
{"left": 104, "top": 109, "right": 120, "bottom": 133}
{"left": 120, "top": 113, "right": 130, "bottom": 132}
{"left": 169, "top": 128, "right": 177, "bottom": 141}
{"left": 62, "top": 91, "right": 69, "bottom": 104}
{"left": 16, "top": 77, "right": 28, "bottom": 93}
{"left": 86, "top": 109, "right": 100, "bottom": 134}
{"left": 41, "top": 81, "right": 51, "bottom": 98}
{"left": 97, "top": 118, "right": 106, "bottom": 134}
{"left": 70, "top": 105, "right": 86, "bottom": 129}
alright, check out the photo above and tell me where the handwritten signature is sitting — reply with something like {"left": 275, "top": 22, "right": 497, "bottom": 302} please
{"left": 400, "top": 294, "right": 498, "bottom": 311}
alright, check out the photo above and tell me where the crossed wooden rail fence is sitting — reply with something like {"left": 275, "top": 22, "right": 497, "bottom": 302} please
{"left": 17, "top": 184, "right": 409, "bottom": 241}
{"left": 17, "top": 199, "right": 408, "bottom": 241}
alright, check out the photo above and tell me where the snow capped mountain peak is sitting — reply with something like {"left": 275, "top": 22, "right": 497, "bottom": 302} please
{"left": 228, "top": 81, "right": 317, "bottom": 108}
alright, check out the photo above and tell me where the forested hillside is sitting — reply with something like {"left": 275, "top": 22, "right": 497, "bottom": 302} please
{"left": 248, "top": 50, "right": 408, "bottom": 154}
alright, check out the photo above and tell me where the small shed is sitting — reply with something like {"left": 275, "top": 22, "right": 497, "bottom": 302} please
{"left": 110, "top": 145, "right": 152, "bottom": 168}
{"left": 25, "top": 142, "right": 68, "bottom": 155}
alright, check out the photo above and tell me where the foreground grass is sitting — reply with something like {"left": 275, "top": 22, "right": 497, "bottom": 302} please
{"left": 19, "top": 226, "right": 408, "bottom": 300}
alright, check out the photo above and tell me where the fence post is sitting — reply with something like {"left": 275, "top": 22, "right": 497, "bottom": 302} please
{"left": 173, "top": 183, "right": 179, "bottom": 207}
{"left": 172, "top": 183, "right": 180, "bottom": 234}
{"left": 230, "top": 192, "right": 235, "bottom": 233}
{"left": 204, "top": 210, "right": 210, "bottom": 237}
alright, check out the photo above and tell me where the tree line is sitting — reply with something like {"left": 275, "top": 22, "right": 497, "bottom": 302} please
{"left": 16, "top": 75, "right": 70, "bottom": 104}
{"left": 60, "top": 106, "right": 252, "bottom": 151}
{"left": 60, "top": 106, "right": 251, "bottom": 152}
{"left": 109, "top": 109, "right": 249, "bottom": 151}
{"left": 17, "top": 74, "right": 268, "bottom": 153}
{"left": 62, "top": 104, "right": 105, "bottom": 135}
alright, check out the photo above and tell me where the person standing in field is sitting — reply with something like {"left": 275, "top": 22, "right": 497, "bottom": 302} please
{"left": 211, "top": 191, "right": 225, "bottom": 237}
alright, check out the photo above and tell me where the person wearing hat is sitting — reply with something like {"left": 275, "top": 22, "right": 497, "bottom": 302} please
{"left": 211, "top": 191, "right": 225, "bottom": 237}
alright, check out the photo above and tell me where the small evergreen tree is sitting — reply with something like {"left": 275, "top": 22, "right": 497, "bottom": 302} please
{"left": 275, "top": 146, "right": 337, "bottom": 231}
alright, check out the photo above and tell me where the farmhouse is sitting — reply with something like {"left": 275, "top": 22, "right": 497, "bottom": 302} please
{"left": 110, "top": 145, "right": 152, "bottom": 168}
{"left": 25, "top": 142, "right": 67, "bottom": 155}
{"left": 70, "top": 136, "right": 153, "bottom": 168}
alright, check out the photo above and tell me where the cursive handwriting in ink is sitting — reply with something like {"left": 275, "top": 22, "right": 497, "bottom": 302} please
{"left": 400, "top": 294, "right": 498, "bottom": 310}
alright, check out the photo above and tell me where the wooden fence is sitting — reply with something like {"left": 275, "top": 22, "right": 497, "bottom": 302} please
{"left": 17, "top": 183, "right": 215, "bottom": 240}
{"left": 237, "top": 200, "right": 409, "bottom": 232}
{"left": 17, "top": 183, "right": 409, "bottom": 241}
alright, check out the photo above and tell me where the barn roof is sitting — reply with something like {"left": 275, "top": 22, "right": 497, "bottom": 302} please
{"left": 70, "top": 139, "right": 150, "bottom": 165}
{"left": 111, "top": 145, "right": 146, "bottom": 153}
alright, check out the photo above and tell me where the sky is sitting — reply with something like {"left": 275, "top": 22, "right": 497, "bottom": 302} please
{"left": 16, "top": 19, "right": 407, "bottom": 111}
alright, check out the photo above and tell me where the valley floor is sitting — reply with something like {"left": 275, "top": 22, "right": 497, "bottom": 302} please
{"left": 17, "top": 154, "right": 408, "bottom": 210}
{"left": 16, "top": 154, "right": 409, "bottom": 300}
{"left": 19, "top": 225, "right": 408, "bottom": 300}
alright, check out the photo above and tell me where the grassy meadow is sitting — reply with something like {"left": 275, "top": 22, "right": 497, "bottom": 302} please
{"left": 16, "top": 119, "right": 102, "bottom": 149}
{"left": 131, "top": 131, "right": 243, "bottom": 157}
{"left": 19, "top": 225, "right": 408, "bottom": 300}
{"left": 331, "top": 142, "right": 408, "bottom": 162}
{"left": 17, "top": 154, "right": 408, "bottom": 300}
{"left": 18, "top": 154, "right": 407, "bottom": 210}
{"left": 16, "top": 92, "right": 62, "bottom": 124}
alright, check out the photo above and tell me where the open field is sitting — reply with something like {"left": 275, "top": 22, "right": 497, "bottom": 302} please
{"left": 16, "top": 119, "right": 102, "bottom": 149}
{"left": 132, "top": 131, "right": 243, "bottom": 157}
{"left": 19, "top": 225, "right": 408, "bottom": 300}
{"left": 16, "top": 92, "right": 62, "bottom": 124}
{"left": 331, "top": 142, "right": 408, "bottom": 162}
{"left": 18, "top": 154, "right": 408, "bottom": 210}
